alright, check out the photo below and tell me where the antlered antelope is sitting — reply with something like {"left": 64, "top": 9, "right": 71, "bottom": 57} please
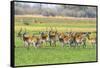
{"left": 58, "top": 32, "right": 72, "bottom": 47}
{"left": 72, "top": 32, "right": 91, "bottom": 48}
{"left": 88, "top": 38, "right": 96, "bottom": 47}
{"left": 40, "top": 31, "right": 49, "bottom": 46}
{"left": 48, "top": 27, "right": 59, "bottom": 47}
{"left": 48, "top": 31, "right": 57, "bottom": 46}
{"left": 23, "top": 32, "right": 42, "bottom": 49}
{"left": 87, "top": 32, "right": 96, "bottom": 48}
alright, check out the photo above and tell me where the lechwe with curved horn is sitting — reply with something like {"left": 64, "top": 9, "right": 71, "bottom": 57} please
{"left": 48, "top": 26, "right": 58, "bottom": 47}
{"left": 22, "top": 29, "right": 42, "bottom": 49}
{"left": 39, "top": 27, "right": 49, "bottom": 46}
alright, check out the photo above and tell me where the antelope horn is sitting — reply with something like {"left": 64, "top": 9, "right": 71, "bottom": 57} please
{"left": 50, "top": 26, "right": 52, "bottom": 31}
{"left": 55, "top": 27, "right": 57, "bottom": 32}
{"left": 24, "top": 28, "right": 27, "bottom": 33}
{"left": 18, "top": 28, "right": 22, "bottom": 33}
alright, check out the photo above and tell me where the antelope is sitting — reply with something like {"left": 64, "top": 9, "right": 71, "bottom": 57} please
{"left": 48, "top": 31, "right": 56, "bottom": 46}
{"left": 22, "top": 32, "right": 42, "bottom": 49}
{"left": 58, "top": 32, "right": 70, "bottom": 47}
{"left": 39, "top": 31, "right": 49, "bottom": 46}
{"left": 48, "top": 27, "right": 58, "bottom": 47}
{"left": 58, "top": 32, "right": 75, "bottom": 47}
{"left": 73, "top": 32, "right": 91, "bottom": 48}
{"left": 87, "top": 32, "right": 96, "bottom": 48}
{"left": 88, "top": 37, "right": 96, "bottom": 47}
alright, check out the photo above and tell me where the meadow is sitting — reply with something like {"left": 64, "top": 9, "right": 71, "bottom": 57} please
{"left": 14, "top": 15, "right": 97, "bottom": 66}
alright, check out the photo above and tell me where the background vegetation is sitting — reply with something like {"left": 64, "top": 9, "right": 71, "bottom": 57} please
{"left": 15, "top": 2, "right": 96, "bottom": 18}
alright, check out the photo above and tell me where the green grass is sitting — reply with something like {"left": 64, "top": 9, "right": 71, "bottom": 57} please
{"left": 15, "top": 45, "right": 96, "bottom": 66}
{"left": 15, "top": 17, "right": 96, "bottom": 28}
{"left": 14, "top": 16, "right": 97, "bottom": 66}
{"left": 15, "top": 16, "right": 96, "bottom": 33}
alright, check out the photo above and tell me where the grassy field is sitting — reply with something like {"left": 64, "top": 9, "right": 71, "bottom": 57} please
{"left": 14, "top": 16, "right": 97, "bottom": 66}
{"left": 15, "top": 45, "right": 96, "bottom": 66}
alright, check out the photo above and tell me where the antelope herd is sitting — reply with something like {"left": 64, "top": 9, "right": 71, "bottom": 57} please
{"left": 17, "top": 28, "right": 96, "bottom": 49}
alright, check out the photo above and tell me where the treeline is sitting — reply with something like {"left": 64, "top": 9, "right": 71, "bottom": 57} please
{"left": 15, "top": 2, "right": 96, "bottom": 18}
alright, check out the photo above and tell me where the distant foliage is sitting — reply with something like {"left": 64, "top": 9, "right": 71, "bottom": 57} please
{"left": 15, "top": 2, "right": 96, "bottom": 18}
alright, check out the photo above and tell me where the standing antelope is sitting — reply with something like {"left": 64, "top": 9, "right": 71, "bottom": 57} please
{"left": 73, "top": 32, "right": 91, "bottom": 48}
{"left": 58, "top": 32, "right": 70, "bottom": 47}
{"left": 40, "top": 31, "right": 49, "bottom": 46}
{"left": 87, "top": 32, "right": 96, "bottom": 48}
{"left": 23, "top": 32, "right": 42, "bottom": 49}
{"left": 88, "top": 37, "right": 96, "bottom": 47}
{"left": 48, "top": 30, "right": 58, "bottom": 46}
